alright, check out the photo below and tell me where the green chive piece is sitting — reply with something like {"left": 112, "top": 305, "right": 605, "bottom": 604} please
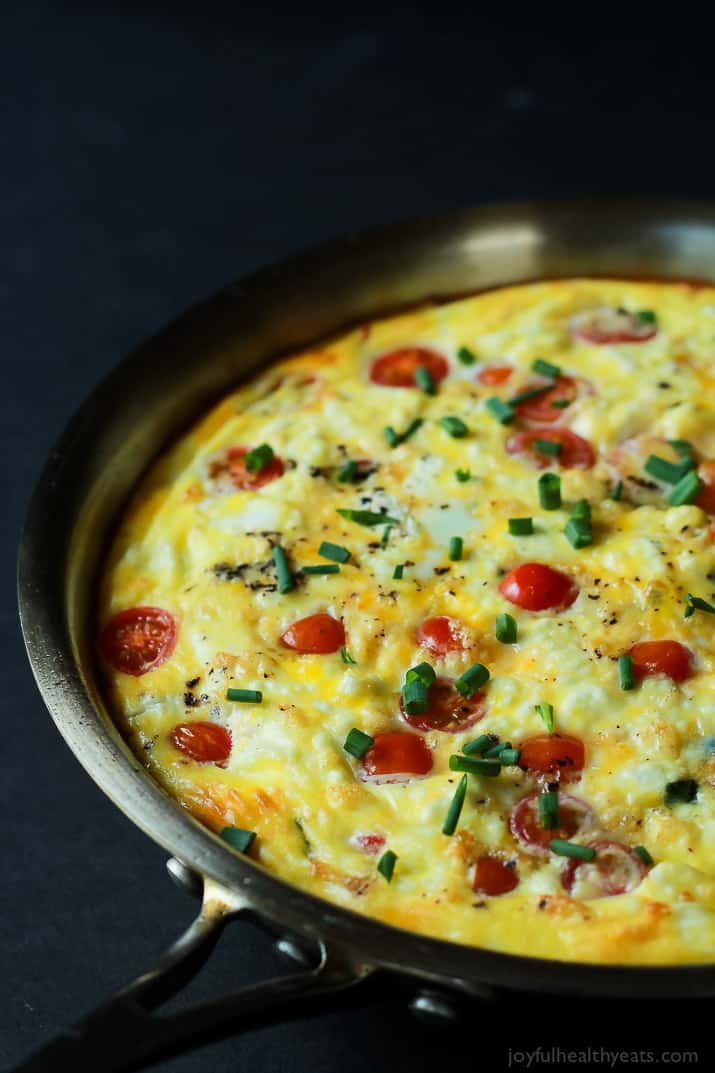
{"left": 336, "top": 459, "right": 360, "bottom": 483}
{"left": 415, "top": 366, "right": 437, "bottom": 395}
{"left": 508, "top": 384, "right": 552, "bottom": 406}
{"left": 619, "top": 655, "right": 635, "bottom": 691}
{"left": 550, "top": 839, "right": 595, "bottom": 861}
{"left": 341, "top": 646, "right": 357, "bottom": 665}
{"left": 457, "top": 346, "right": 477, "bottom": 365}
{"left": 393, "top": 563, "right": 404, "bottom": 579}
{"left": 384, "top": 426, "right": 400, "bottom": 448}
{"left": 318, "top": 541, "right": 351, "bottom": 564}
{"left": 440, "top": 415, "right": 469, "bottom": 438}
{"left": 495, "top": 612, "right": 517, "bottom": 644}
{"left": 442, "top": 774, "right": 468, "bottom": 836}
{"left": 402, "top": 678, "right": 429, "bottom": 715}
{"left": 508, "top": 517, "right": 534, "bottom": 536}
{"left": 551, "top": 399, "right": 570, "bottom": 409}
{"left": 302, "top": 564, "right": 340, "bottom": 575}
{"left": 644, "top": 454, "right": 693, "bottom": 484}
{"left": 499, "top": 747, "right": 521, "bottom": 766}
{"left": 377, "top": 850, "right": 397, "bottom": 882}
{"left": 455, "top": 468, "right": 472, "bottom": 482}
{"left": 684, "top": 592, "right": 715, "bottom": 618}
{"left": 244, "top": 443, "right": 274, "bottom": 473}
{"left": 449, "top": 536, "right": 463, "bottom": 561}
{"left": 220, "top": 827, "right": 256, "bottom": 853}
{"left": 380, "top": 525, "right": 392, "bottom": 548}
{"left": 482, "top": 740, "right": 506, "bottom": 759}
{"left": 636, "top": 309, "right": 657, "bottom": 325}
{"left": 449, "top": 755, "right": 501, "bottom": 777}
{"left": 486, "top": 397, "right": 515, "bottom": 424}
{"left": 668, "top": 469, "right": 702, "bottom": 506}
{"left": 634, "top": 845, "right": 654, "bottom": 866}
{"left": 344, "top": 728, "right": 374, "bottom": 759}
{"left": 401, "top": 417, "right": 424, "bottom": 442}
{"left": 538, "top": 472, "right": 562, "bottom": 510}
{"left": 612, "top": 479, "right": 624, "bottom": 501}
{"left": 462, "top": 734, "right": 492, "bottom": 756}
{"left": 539, "top": 790, "right": 560, "bottom": 830}
{"left": 272, "top": 544, "right": 294, "bottom": 594}
{"left": 454, "top": 663, "right": 490, "bottom": 698}
{"left": 384, "top": 418, "right": 424, "bottom": 447}
{"left": 669, "top": 439, "right": 695, "bottom": 461}
{"left": 226, "top": 688, "right": 263, "bottom": 703}
{"left": 570, "top": 499, "right": 592, "bottom": 520}
{"left": 534, "top": 438, "right": 563, "bottom": 458}
{"left": 535, "top": 701, "right": 555, "bottom": 733}
{"left": 532, "top": 358, "right": 561, "bottom": 379}
{"left": 337, "top": 509, "right": 399, "bottom": 527}
{"left": 294, "top": 817, "right": 312, "bottom": 854}
{"left": 406, "top": 662, "right": 436, "bottom": 686}
{"left": 665, "top": 779, "right": 698, "bottom": 806}
{"left": 565, "top": 516, "right": 592, "bottom": 549}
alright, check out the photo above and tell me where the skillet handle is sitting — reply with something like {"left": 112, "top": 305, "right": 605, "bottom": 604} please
{"left": 11, "top": 865, "right": 374, "bottom": 1073}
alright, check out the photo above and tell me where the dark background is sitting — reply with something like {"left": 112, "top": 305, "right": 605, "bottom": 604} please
{"left": 4, "top": 3, "right": 715, "bottom": 1070}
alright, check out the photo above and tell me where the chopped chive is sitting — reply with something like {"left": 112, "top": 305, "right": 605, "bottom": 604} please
{"left": 508, "top": 384, "right": 551, "bottom": 406}
{"left": 336, "top": 459, "right": 360, "bottom": 483}
{"left": 550, "top": 839, "right": 595, "bottom": 861}
{"left": 402, "top": 677, "right": 429, "bottom": 715}
{"left": 344, "top": 727, "right": 374, "bottom": 759}
{"left": 499, "top": 747, "right": 521, "bottom": 766}
{"left": 302, "top": 564, "right": 340, "bottom": 575}
{"left": 455, "top": 468, "right": 472, "bottom": 482}
{"left": 684, "top": 592, "right": 715, "bottom": 618}
{"left": 457, "top": 346, "right": 477, "bottom": 365}
{"left": 565, "top": 516, "right": 592, "bottom": 549}
{"left": 384, "top": 417, "right": 424, "bottom": 447}
{"left": 532, "top": 358, "right": 561, "bottom": 379}
{"left": 551, "top": 399, "right": 570, "bottom": 409}
{"left": 634, "top": 845, "right": 654, "bottom": 866}
{"left": 440, "top": 415, "right": 469, "bottom": 438}
{"left": 636, "top": 309, "right": 657, "bottom": 325}
{"left": 535, "top": 701, "right": 554, "bottom": 733}
{"left": 337, "top": 509, "right": 399, "bottom": 527}
{"left": 534, "top": 438, "right": 563, "bottom": 458}
{"left": 644, "top": 454, "right": 693, "bottom": 484}
{"left": 341, "top": 646, "right": 357, "bottom": 665}
{"left": 226, "top": 688, "right": 263, "bottom": 703}
{"left": 462, "top": 734, "right": 493, "bottom": 756}
{"left": 538, "top": 472, "right": 561, "bottom": 510}
{"left": 442, "top": 774, "right": 468, "bottom": 836}
{"left": 272, "top": 544, "right": 294, "bottom": 594}
{"left": 294, "top": 817, "right": 312, "bottom": 854}
{"left": 612, "top": 479, "right": 624, "bottom": 501}
{"left": 380, "top": 525, "right": 392, "bottom": 548}
{"left": 482, "top": 740, "right": 506, "bottom": 759}
{"left": 244, "top": 443, "right": 274, "bottom": 473}
{"left": 449, "top": 755, "right": 501, "bottom": 777}
{"left": 486, "top": 397, "right": 515, "bottom": 424}
{"left": 619, "top": 655, "right": 635, "bottom": 691}
{"left": 538, "top": 790, "right": 560, "bottom": 830}
{"left": 384, "top": 426, "right": 400, "bottom": 448}
{"left": 454, "top": 663, "right": 490, "bottom": 698}
{"left": 377, "top": 849, "right": 397, "bottom": 882}
{"left": 318, "top": 541, "right": 351, "bottom": 564}
{"left": 449, "top": 536, "right": 463, "bottom": 561}
{"left": 508, "top": 517, "right": 534, "bottom": 536}
{"left": 405, "top": 662, "right": 436, "bottom": 686}
{"left": 393, "top": 563, "right": 404, "bottom": 579}
{"left": 668, "top": 439, "right": 695, "bottom": 460}
{"left": 220, "top": 827, "right": 256, "bottom": 853}
{"left": 665, "top": 779, "right": 698, "bottom": 806}
{"left": 415, "top": 366, "right": 437, "bottom": 395}
{"left": 668, "top": 469, "right": 702, "bottom": 506}
{"left": 570, "top": 499, "right": 591, "bottom": 520}
{"left": 495, "top": 612, "right": 517, "bottom": 644}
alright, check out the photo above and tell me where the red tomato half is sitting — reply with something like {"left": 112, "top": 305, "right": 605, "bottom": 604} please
{"left": 477, "top": 365, "right": 512, "bottom": 386}
{"left": 514, "top": 376, "right": 580, "bottom": 424}
{"left": 629, "top": 640, "right": 694, "bottom": 683}
{"left": 170, "top": 722, "right": 232, "bottom": 764}
{"left": 696, "top": 460, "right": 715, "bottom": 514}
{"left": 506, "top": 427, "right": 596, "bottom": 469}
{"left": 100, "top": 606, "right": 177, "bottom": 676}
{"left": 400, "top": 677, "right": 485, "bottom": 733}
{"left": 499, "top": 563, "right": 578, "bottom": 612}
{"left": 519, "top": 733, "right": 585, "bottom": 780}
{"left": 369, "top": 347, "right": 449, "bottom": 388}
{"left": 569, "top": 308, "right": 658, "bottom": 345}
{"left": 473, "top": 855, "right": 519, "bottom": 896}
{"left": 561, "top": 840, "right": 647, "bottom": 898}
{"left": 280, "top": 613, "right": 346, "bottom": 654}
{"left": 510, "top": 792, "right": 595, "bottom": 857}
{"left": 415, "top": 616, "right": 466, "bottom": 656}
{"left": 361, "top": 732, "right": 433, "bottom": 782}
{"left": 209, "top": 446, "right": 285, "bottom": 491}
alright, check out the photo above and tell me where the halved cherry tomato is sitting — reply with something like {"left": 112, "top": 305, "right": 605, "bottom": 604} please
{"left": 280, "top": 613, "right": 346, "bottom": 654}
{"left": 499, "top": 563, "right": 578, "bottom": 612}
{"left": 415, "top": 616, "right": 466, "bottom": 656}
{"left": 473, "top": 855, "right": 519, "bottom": 896}
{"left": 361, "top": 732, "right": 433, "bottom": 782}
{"left": 369, "top": 347, "right": 449, "bottom": 388}
{"left": 510, "top": 792, "right": 595, "bottom": 856}
{"left": 100, "top": 606, "right": 177, "bottom": 676}
{"left": 561, "top": 840, "right": 647, "bottom": 898}
{"left": 506, "top": 427, "right": 596, "bottom": 469}
{"left": 514, "top": 376, "right": 580, "bottom": 424}
{"left": 209, "top": 446, "right": 285, "bottom": 491}
{"left": 170, "top": 722, "right": 232, "bottom": 764}
{"left": 519, "top": 733, "right": 585, "bottom": 780}
{"left": 400, "top": 677, "right": 485, "bottom": 733}
{"left": 629, "top": 640, "right": 694, "bottom": 683}
{"left": 353, "top": 833, "right": 386, "bottom": 856}
{"left": 477, "top": 365, "right": 512, "bottom": 386}
{"left": 569, "top": 308, "right": 658, "bottom": 345}
{"left": 696, "top": 460, "right": 715, "bottom": 514}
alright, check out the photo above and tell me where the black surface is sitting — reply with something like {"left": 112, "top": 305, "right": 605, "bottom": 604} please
{"left": 3, "top": 3, "right": 715, "bottom": 1071}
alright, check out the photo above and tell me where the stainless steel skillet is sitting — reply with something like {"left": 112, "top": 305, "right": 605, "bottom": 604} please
{"left": 16, "top": 200, "right": 715, "bottom": 1073}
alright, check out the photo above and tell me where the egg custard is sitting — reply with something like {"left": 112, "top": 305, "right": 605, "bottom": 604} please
{"left": 99, "top": 279, "right": 715, "bottom": 965}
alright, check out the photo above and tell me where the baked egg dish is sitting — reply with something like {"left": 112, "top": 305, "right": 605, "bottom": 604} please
{"left": 98, "top": 278, "right": 715, "bottom": 965}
